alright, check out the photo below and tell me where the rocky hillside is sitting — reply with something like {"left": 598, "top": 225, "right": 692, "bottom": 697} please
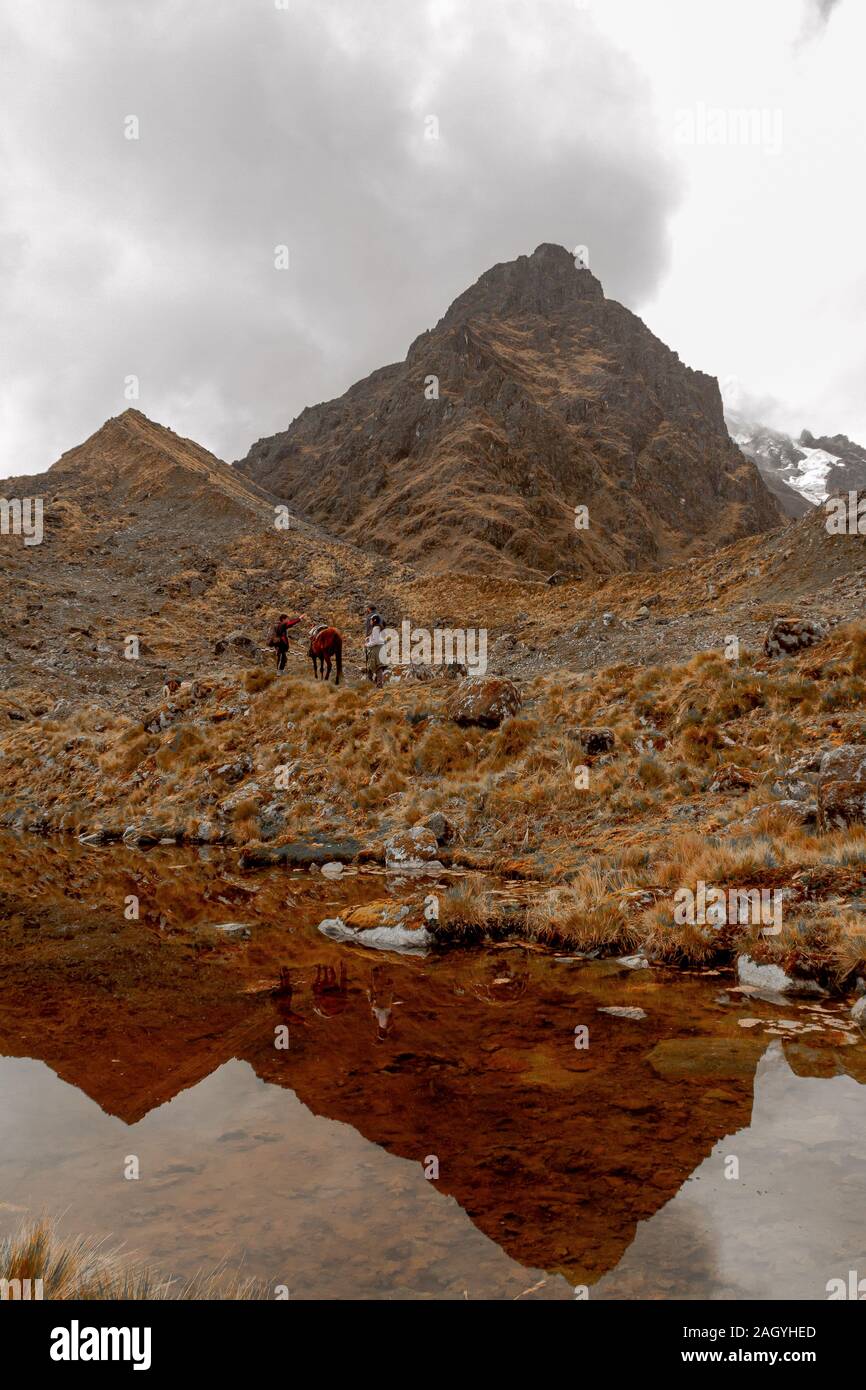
{"left": 0, "top": 410, "right": 407, "bottom": 708}
{"left": 2, "top": 407, "right": 865, "bottom": 722}
{"left": 238, "top": 244, "right": 782, "bottom": 579}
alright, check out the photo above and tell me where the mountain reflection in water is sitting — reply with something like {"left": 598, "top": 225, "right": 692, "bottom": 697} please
{"left": 0, "top": 837, "right": 864, "bottom": 1300}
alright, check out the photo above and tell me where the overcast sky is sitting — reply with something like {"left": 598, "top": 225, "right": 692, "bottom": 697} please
{"left": 0, "top": 0, "right": 861, "bottom": 476}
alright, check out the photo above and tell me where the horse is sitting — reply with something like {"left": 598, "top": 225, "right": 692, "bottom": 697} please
{"left": 308, "top": 625, "right": 343, "bottom": 684}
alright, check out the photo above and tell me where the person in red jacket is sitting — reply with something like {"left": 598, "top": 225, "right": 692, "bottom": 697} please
{"left": 268, "top": 613, "right": 306, "bottom": 673}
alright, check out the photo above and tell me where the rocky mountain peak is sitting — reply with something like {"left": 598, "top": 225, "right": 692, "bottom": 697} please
{"left": 238, "top": 245, "right": 781, "bottom": 578}
{"left": 437, "top": 242, "right": 604, "bottom": 331}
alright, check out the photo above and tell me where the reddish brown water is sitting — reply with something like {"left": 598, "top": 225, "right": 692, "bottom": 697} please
{"left": 0, "top": 836, "right": 864, "bottom": 1299}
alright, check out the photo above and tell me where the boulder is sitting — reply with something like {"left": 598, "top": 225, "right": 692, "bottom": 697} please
{"left": 819, "top": 779, "right": 866, "bottom": 830}
{"left": 816, "top": 745, "right": 866, "bottom": 828}
{"left": 737, "top": 954, "right": 825, "bottom": 995}
{"left": 384, "top": 825, "right": 441, "bottom": 869}
{"left": 818, "top": 744, "right": 866, "bottom": 784}
{"left": 617, "top": 954, "right": 649, "bottom": 970}
{"left": 318, "top": 896, "right": 437, "bottom": 951}
{"left": 213, "top": 631, "right": 258, "bottom": 657}
{"left": 764, "top": 617, "right": 829, "bottom": 659}
{"left": 424, "top": 811, "right": 454, "bottom": 845}
{"left": 446, "top": 678, "right": 521, "bottom": 729}
{"left": 708, "top": 764, "right": 755, "bottom": 794}
{"left": 577, "top": 727, "right": 615, "bottom": 756}
{"left": 727, "top": 799, "right": 818, "bottom": 833}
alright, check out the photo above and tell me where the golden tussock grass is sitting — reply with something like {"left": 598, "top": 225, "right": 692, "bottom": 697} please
{"left": 488, "top": 717, "right": 540, "bottom": 763}
{"left": 846, "top": 627, "right": 866, "bottom": 676}
{"left": 522, "top": 870, "right": 641, "bottom": 954}
{"left": 243, "top": 665, "right": 276, "bottom": 694}
{"left": 413, "top": 725, "right": 475, "bottom": 775}
{"left": 436, "top": 874, "right": 493, "bottom": 940}
{"left": 638, "top": 904, "right": 722, "bottom": 967}
{"left": 0, "top": 1217, "right": 266, "bottom": 1300}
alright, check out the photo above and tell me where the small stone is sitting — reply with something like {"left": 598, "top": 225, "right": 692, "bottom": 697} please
{"left": 617, "top": 954, "right": 649, "bottom": 970}
{"left": 211, "top": 922, "right": 252, "bottom": 939}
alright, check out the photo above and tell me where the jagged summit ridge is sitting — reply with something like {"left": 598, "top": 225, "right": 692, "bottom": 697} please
{"left": 436, "top": 242, "right": 605, "bottom": 328}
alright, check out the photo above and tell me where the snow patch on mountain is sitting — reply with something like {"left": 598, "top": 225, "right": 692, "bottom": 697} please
{"left": 729, "top": 418, "right": 839, "bottom": 508}
{"left": 787, "top": 445, "right": 840, "bottom": 504}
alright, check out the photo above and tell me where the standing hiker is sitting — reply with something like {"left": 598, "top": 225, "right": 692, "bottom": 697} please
{"left": 267, "top": 612, "right": 306, "bottom": 673}
{"left": 364, "top": 613, "right": 386, "bottom": 688}
{"left": 363, "top": 606, "right": 383, "bottom": 681}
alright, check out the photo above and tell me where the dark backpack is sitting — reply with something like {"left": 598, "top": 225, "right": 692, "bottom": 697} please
{"left": 267, "top": 620, "right": 284, "bottom": 647}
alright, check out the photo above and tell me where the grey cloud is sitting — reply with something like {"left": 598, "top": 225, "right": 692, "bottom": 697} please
{"left": 797, "top": 0, "right": 843, "bottom": 42}
{"left": 0, "top": 0, "right": 680, "bottom": 473}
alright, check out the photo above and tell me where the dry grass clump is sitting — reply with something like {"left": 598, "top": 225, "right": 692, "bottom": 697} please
{"left": 0, "top": 1217, "right": 265, "bottom": 1300}
{"left": 638, "top": 901, "right": 723, "bottom": 967}
{"left": 847, "top": 627, "right": 866, "bottom": 676}
{"left": 413, "top": 724, "right": 475, "bottom": 775}
{"left": 636, "top": 754, "right": 668, "bottom": 788}
{"left": 100, "top": 729, "right": 154, "bottom": 777}
{"left": 243, "top": 665, "right": 276, "bottom": 694}
{"left": 436, "top": 874, "right": 493, "bottom": 941}
{"left": 522, "top": 869, "right": 641, "bottom": 954}
{"left": 155, "top": 726, "right": 209, "bottom": 773}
